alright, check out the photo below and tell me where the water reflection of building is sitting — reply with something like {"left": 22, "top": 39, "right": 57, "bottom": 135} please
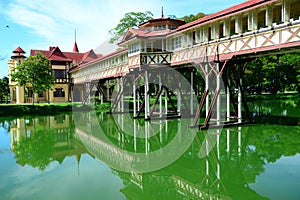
{"left": 10, "top": 114, "right": 87, "bottom": 166}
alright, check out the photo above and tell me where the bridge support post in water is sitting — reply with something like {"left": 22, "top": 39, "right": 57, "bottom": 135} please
{"left": 109, "top": 77, "right": 125, "bottom": 113}
{"left": 144, "top": 70, "right": 150, "bottom": 119}
{"left": 190, "top": 71, "right": 194, "bottom": 116}
{"left": 132, "top": 73, "right": 137, "bottom": 117}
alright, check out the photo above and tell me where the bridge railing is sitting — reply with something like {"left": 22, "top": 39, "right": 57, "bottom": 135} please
{"left": 171, "top": 21, "right": 300, "bottom": 65}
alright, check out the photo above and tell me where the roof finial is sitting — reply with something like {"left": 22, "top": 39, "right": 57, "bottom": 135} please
{"left": 73, "top": 29, "right": 79, "bottom": 53}
{"left": 162, "top": 6, "right": 164, "bottom": 18}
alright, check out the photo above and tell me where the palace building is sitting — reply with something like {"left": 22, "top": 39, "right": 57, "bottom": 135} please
{"left": 8, "top": 0, "right": 300, "bottom": 111}
{"left": 8, "top": 43, "right": 102, "bottom": 104}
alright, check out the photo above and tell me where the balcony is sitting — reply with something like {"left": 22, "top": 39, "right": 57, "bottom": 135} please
{"left": 140, "top": 52, "right": 172, "bottom": 67}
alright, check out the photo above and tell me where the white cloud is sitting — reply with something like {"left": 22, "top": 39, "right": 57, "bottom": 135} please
{"left": 3, "top": 0, "right": 245, "bottom": 53}
{"left": 3, "top": 0, "right": 162, "bottom": 53}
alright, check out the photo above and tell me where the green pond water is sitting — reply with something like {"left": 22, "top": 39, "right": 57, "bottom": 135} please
{"left": 0, "top": 97, "right": 300, "bottom": 200}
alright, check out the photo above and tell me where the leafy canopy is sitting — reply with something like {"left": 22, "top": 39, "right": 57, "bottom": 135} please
{"left": 12, "top": 52, "right": 55, "bottom": 101}
{"left": 179, "top": 12, "right": 206, "bottom": 23}
{"left": 109, "top": 11, "right": 153, "bottom": 43}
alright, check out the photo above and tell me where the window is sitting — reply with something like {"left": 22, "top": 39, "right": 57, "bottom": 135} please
{"left": 154, "top": 25, "right": 166, "bottom": 31}
{"left": 129, "top": 42, "right": 140, "bottom": 54}
{"left": 53, "top": 70, "right": 66, "bottom": 79}
{"left": 38, "top": 92, "right": 44, "bottom": 97}
{"left": 258, "top": 9, "right": 267, "bottom": 29}
{"left": 242, "top": 15, "right": 248, "bottom": 32}
{"left": 171, "top": 36, "right": 181, "bottom": 50}
{"left": 54, "top": 88, "right": 65, "bottom": 97}
{"left": 230, "top": 19, "right": 236, "bottom": 35}
{"left": 54, "top": 115, "right": 65, "bottom": 124}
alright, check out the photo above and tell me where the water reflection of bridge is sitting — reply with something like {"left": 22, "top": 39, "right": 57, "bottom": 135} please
{"left": 74, "top": 112, "right": 270, "bottom": 199}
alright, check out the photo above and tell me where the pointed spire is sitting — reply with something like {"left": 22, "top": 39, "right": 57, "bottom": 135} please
{"left": 73, "top": 30, "right": 79, "bottom": 53}
{"left": 161, "top": 6, "right": 164, "bottom": 18}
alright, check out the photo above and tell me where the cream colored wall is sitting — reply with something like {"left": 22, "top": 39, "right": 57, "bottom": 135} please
{"left": 50, "top": 84, "right": 69, "bottom": 102}
{"left": 8, "top": 58, "right": 71, "bottom": 104}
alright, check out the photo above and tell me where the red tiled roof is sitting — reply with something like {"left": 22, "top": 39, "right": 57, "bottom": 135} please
{"left": 70, "top": 48, "right": 127, "bottom": 73}
{"left": 80, "top": 49, "right": 102, "bottom": 64}
{"left": 48, "top": 47, "right": 72, "bottom": 62}
{"left": 13, "top": 47, "right": 26, "bottom": 53}
{"left": 119, "top": 28, "right": 172, "bottom": 45}
{"left": 31, "top": 47, "right": 100, "bottom": 64}
{"left": 175, "top": 0, "right": 278, "bottom": 32}
{"left": 31, "top": 50, "right": 51, "bottom": 57}
{"left": 64, "top": 52, "right": 85, "bottom": 63}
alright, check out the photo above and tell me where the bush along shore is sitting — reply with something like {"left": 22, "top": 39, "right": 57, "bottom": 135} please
{"left": 0, "top": 102, "right": 111, "bottom": 117}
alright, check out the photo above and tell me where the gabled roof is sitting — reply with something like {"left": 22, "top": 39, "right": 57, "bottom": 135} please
{"left": 70, "top": 48, "right": 127, "bottom": 73}
{"left": 80, "top": 49, "right": 102, "bottom": 64}
{"left": 31, "top": 46, "right": 101, "bottom": 64}
{"left": 48, "top": 47, "right": 72, "bottom": 62}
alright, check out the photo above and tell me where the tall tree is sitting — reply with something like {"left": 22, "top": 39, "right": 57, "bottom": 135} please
{"left": 12, "top": 52, "right": 55, "bottom": 105}
{"left": 109, "top": 11, "right": 153, "bottom": 43}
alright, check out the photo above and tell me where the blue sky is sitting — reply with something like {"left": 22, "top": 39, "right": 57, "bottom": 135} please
{"left": 0, "top": 0, "right": 245, "bottom": 77}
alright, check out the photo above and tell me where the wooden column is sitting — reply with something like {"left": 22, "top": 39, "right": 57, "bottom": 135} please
{"left": 216, "top": 64, "right": 221, "bottom": 126}
{"left": 238, "top": 78, "right": 242, "bottom": 123}
{"left": 190, "top": 71, "right": 194, "bottom": 116}
{"left": 133, "top": 74, "right": 137, "bottom": 117}
{"left": 144, "top": 70, "right": 149, "bottom": 119}
{"left": 121, "top": 77, "right": 124, "bottom": 112}
{"left": 177, "top": 76, "right": 181, "bottom": 116}
{"left": 226, "top": 80, "right": 231, "bottom": 122}
{"left": 159, "top": 72, "right": 163, "bottom": 118}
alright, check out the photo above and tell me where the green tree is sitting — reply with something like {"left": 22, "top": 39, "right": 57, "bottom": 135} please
{"left": 12, "top": 52, "right": 55, "bottom": 105}
{"left": 279, "top": 53, "right": 300, "bottom": 92}
{"left": 0, "top": 76, "right": 9, "bottom": 103}
{"left": 244, "top": 58, "right": 264, "bottom": 94}
{"left": 179, "top": 12, "right": 206, "bottom": 23}
{"left": 109, "top": 11, "right": 153, "bottom": 43}
{"left": 13, "top": 125, "right": 56, "bottom": 171}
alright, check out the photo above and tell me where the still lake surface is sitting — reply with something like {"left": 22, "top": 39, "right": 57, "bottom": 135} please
{"left": 0, "top": 97, "right": 299, "bottom": 200}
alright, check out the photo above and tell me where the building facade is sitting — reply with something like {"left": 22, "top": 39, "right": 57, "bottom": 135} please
{"left": 8, "top": 43, "right": 102, "bottom": 104}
